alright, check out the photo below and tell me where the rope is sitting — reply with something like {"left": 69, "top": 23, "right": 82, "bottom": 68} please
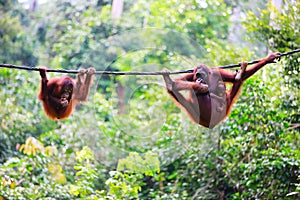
{"left": 0, "top": 64, "right": 193, "bottom": 75}
{"left": 0, "top": 49, "right": 299, "bottom": 75}
{"left": 217, "top": 48, "right": 300, "bottom": 69}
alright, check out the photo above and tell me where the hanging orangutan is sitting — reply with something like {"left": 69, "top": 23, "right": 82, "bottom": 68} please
{"left": 38, "top": 67, "right": 95, "bottom": 120}
{"left": 163, "top": 52, "right": 281, "bottom": 128}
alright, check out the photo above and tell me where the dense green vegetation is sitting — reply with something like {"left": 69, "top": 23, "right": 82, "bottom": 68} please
{"left": 0, "top": 0, "right": 299, "bottom": 199}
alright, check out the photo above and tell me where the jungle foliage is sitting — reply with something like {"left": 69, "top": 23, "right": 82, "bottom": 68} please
{"left": 0, "top": 0, "right": 299, "bottom": 199}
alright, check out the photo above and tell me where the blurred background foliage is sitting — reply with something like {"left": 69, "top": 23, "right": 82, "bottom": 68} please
{"left": 0, "top": 0, "right": 299, "bottom": 199}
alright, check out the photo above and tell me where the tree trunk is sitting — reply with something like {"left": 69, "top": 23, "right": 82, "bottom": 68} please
{"left": 112, "top": 0, "right": 124, "bottom": 19}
